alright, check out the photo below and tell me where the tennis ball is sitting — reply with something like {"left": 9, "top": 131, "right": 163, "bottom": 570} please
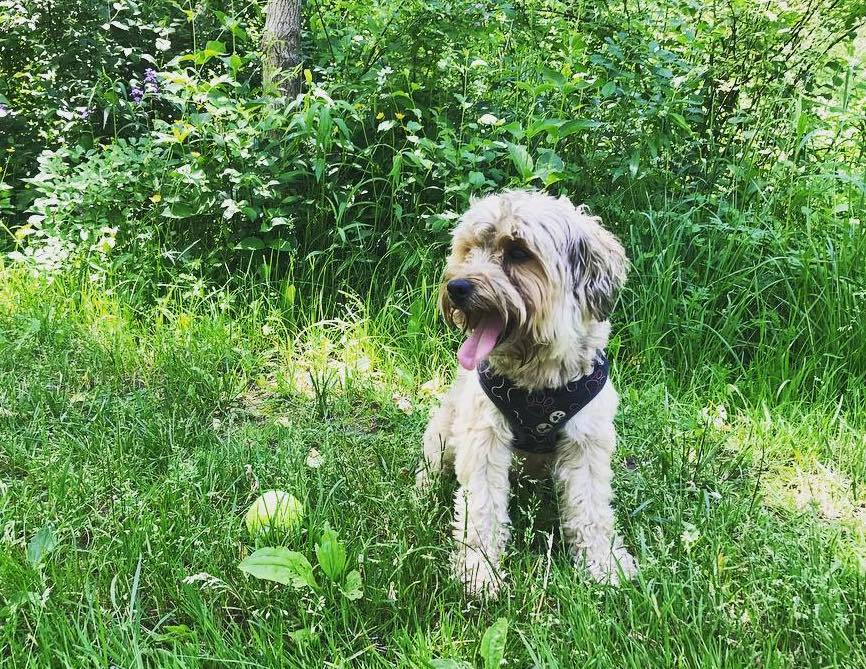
{"left": 245, "top": 490, "right": 304, "bottom": 535}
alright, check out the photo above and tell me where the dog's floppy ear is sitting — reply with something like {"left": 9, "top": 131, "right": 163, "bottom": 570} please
{"left": 568, "top": 210, "right": 629, "bottom": 321}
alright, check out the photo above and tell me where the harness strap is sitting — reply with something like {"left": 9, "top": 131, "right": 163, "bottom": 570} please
{"left": 477, "top": 352, "right": 609, "bottom": 454}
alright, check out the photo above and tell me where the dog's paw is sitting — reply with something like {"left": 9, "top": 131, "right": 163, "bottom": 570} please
{"left": 415, "top": 466, "right": 436, "bottom": 492}
{"left": 452, "top": 548, "right": 504, "bottom": 599}
{"left": 580, "top": 541, "right": 638, "bottom": 585}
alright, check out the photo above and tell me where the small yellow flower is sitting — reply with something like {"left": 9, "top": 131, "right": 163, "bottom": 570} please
{"left": 150, "top": 193, "right": 162, "bottom": 203}
{"left": 395, "top": 112, "right": 405, "bottom": 121}
{"left": 376, "top": 111, "right": 384, "bottom": 120}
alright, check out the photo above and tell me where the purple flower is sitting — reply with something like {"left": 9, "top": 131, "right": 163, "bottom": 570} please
{"left": 131, "top": 87, "right": 144, "bottom": 104}
{"left": 79, "top": 107, "right": 93, "bottom": 119}
{"left": 0, "top": 104, "right": 8, "bottom": 116}
{"left": 143, "top": 69, "right": 159, "bottom": 94}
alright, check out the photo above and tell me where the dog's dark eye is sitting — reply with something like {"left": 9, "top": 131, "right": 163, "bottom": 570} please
{"left": 505, "top": 245, "right": 531, "bottom": 262}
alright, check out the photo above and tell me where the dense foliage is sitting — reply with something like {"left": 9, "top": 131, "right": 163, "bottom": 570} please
{"left": 2, "top": 0, "right": 865, "bottom": 399}
{"left": 2, "top": 2, "right": 866, "bottom": 666}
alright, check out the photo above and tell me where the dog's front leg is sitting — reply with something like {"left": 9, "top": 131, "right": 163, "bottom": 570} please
{"left": 555, "top": 426, "right": 637, "bottom": 584}
{"left": 451, "top": 427, "right": 512, "bottom": 598}
{"left": 416, "top": 392, "right": 457, "bottom": 489}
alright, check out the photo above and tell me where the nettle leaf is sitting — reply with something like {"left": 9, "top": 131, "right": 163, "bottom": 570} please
{"left": 315, "top": 525, "right": 347, "bottom": 581}
{"left": 341, "top": 569, "right": 363, "bottom": 600}
{"left": 239, "top": 548, "right": 318, "bottom": 589}
{"left": 507, "top": 144, "right": 533, "bottom": 181}
{"left": 27, "top": 525, "right": 58, "bottom": 567}
{"left": 479, "top": 618, "right": 508, "bottom": 669}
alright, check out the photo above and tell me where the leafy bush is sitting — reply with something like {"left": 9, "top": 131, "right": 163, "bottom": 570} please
{"left": 2, "top": 0, "right": 865, "bottom": 397}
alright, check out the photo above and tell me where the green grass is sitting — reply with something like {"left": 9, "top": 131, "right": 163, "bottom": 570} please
{"left": 1, "top": 268, "right": 864, "bottom": 668}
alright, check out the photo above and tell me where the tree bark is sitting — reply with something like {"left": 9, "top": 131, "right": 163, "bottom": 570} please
{"left": 262, "top": 0, "right": 302, "bottom": 97}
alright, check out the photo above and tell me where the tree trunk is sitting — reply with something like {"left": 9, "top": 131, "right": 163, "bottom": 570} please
{"left": 262, "top": 0, "right": 302, "bottom": 96}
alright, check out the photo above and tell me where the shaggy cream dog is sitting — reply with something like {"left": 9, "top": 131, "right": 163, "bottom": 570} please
{"left": 417, "top": 190, "right": 637, "bottom": 598}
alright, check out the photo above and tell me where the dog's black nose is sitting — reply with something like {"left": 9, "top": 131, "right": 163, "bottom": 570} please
{"left": 447, "top": 278, "right": 474, "bottom": 303}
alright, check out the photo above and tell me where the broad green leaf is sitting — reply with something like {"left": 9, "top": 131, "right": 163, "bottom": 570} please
{"left": 342, "top": 569, "right": 363, "bottom": 600}
{"left": 27, "top": 525, "right": 58, "bottom": 566}
{"left": 205, "top": 40, "right": 226, "bottom": 55}
{"left": 533, "top": 149, "right": 565, "bottom": 186}
{"left": 507, "top": 144, "right": 534, "bottom": 181}
{"left": 281, "top": 282, "right": 296, "bottom": 307}
{"left": 500, "top": 121, "right": 525, "bottom": 139}
{"left": 289, "top": 628, "right": 318, "bottom": 645}
{"left": 479, "top": 617, "right": 508, "bottom": 669}
{"left": 161, "top": 202, "right": 196, "bottom": 219}
{"left": 268, "top": 238, "right": 294, "bottom": 252}
{"left": 429, "top": 661, "right": 473, "bottom": 669}
{"left": 525, "top": 117, "right": 564, "bottom": 139}
{"left": 669, "top": 112, "right": 691, "bottom": 132}
{"left": 628, "top": 151, "right": 640, "bottom": 178}
{"left": 557, "top": 118, "right": 601, "bottom": 138}
{"left": 234, "top": 237, "right": 265, "bottom": 251}
{"left": 239, "top": 548, "right": 317, "bottom": 589}
{"left": 315, "top": 525, "right": 347, "bottom": 581}
{"left": 468, "top": 171, "right": 485, "bottom": 187}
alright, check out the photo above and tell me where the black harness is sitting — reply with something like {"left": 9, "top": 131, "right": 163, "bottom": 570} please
{"left": 477, "top": 352, "right": 609, "bottom": 454}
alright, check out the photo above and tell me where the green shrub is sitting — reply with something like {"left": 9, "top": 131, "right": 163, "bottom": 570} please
{"left": 3, "top": 0, "right": 865, "bottom": 398}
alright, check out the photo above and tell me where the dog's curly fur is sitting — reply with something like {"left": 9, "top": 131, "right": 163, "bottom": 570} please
{"left": 417, "top": 190, "right": 637, "bottom": 598}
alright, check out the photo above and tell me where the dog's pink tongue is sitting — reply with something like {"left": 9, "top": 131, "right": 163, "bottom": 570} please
{"left": 457, "top": 316, "right": 503, "bottom": 370}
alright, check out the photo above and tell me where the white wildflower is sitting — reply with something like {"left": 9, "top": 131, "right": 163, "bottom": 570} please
{"left": 680, "top": 522, "right": 700, "bottom": 551}
{"left": 392, "top": 392, "right": 413, "bottom": 415}
{"left": 306, "top": 448, "right": 323, "bottom": 469}
{"left": 699, "top": 403, "right": 728, "bottom": 429}
{"left": 376, "top": 66, "right": 393, "bottom": 87}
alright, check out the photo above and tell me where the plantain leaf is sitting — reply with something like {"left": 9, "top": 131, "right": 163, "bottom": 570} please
{"left": 479, "top": 617, "right": 508, "bottom": 669}
{"left": 239, "top": 548, "right": 317, "bottom": 589}
{"left": 315, "top": 525, "right": 347, "bottom": 581}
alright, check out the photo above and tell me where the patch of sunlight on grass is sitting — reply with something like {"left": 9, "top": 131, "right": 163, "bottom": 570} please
{"left": 276, "top": 296, "right": 396, "bottom": 398}
{"left": 765, "top": 462, "right": 866, "bottom": 574}
{"left": 719, "top": 406, "right": 866, "bottom": 573}
{"left": 765, "top": 462, "right": 864, "bottom": 523}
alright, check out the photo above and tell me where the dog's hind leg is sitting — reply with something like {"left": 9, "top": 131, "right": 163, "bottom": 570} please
{"left": 554, "top": 426, "right": 637, "bottom": 584}
{"left": 416, "top": 389, "right": 458, "bottom": 489}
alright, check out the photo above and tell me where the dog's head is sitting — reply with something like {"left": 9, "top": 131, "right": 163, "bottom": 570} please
{"left": 440, "top": 191, "right": 628, "bottom": 370}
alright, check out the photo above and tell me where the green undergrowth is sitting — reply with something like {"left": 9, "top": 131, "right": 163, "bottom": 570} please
{"left": 0, "top": 268, "right": 863, "bottom": 668}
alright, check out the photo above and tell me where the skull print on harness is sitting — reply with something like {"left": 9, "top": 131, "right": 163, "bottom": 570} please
{"left": 477, "top": 351, "right": 610, "bottom": 454}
